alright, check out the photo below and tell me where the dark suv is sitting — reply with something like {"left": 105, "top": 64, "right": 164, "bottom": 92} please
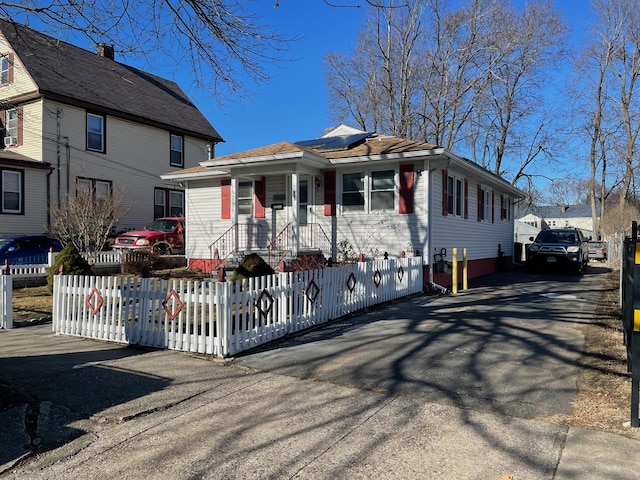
{"left": 526, "top": 228, "right": 589, "bottom": 274}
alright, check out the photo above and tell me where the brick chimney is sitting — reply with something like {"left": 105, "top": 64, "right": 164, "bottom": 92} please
{"left": 561, "top": 203, "right": 567, "bottom": 213}
{"left": 96, "top": 43, "right": 114, "bottom": 60}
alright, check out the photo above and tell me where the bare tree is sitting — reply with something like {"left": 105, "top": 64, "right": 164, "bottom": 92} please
{"left": 48, "top": 188, "right": 131, "bottom": 265}
{"left": 2, "top": 1, "right": 294, "bottom": 100}
{"left": 325, "top": 0, "right": 567, "bottom": 188}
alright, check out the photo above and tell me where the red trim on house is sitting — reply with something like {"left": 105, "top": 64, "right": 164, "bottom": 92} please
{"left": 221, "top": 179, "right": 231, "bottom": 219}
{"left": 428, "top": 255, "right": 511, "bottom": 289}
{"left": 324, "top": 170, "right": 336, "bottom": 216}
{"left": 254, "top": 176, "right": 266, "bottom": 218}
{"left": 442, "top": 169, "right": 448, "bottom": 216}
{"left": 399, "top": 164, "right": 414, "bottom": 214}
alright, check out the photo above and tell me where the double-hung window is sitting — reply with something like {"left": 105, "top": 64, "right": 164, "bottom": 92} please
{"left": 342, "top": 170, "right": 397, "bottom": 213}
{"left": 155, "top": 188, "right": 184, "bottom": 218}
{"left": 447, "top": 175, "right": 464, "bottom": 217}
{"left": 371, "top": 170, "right": 395, "bottom": 211}
{"left": 238, "top": 181, "right": 253, "bottom": 216}
{"left": 87, "top": 113, "right": 105, "bottom": 152}
{"left": 479, "top": 187, "right": 492, "bottom": 221}
{"left": 2, "top": 169, "right": 22, "bottom": 213}
{"left": 4, "top": 108, "right": 17, "bottom": 145}
{"left": 170, "top": 134, "right": 183, "bottom": 167}
{"left": 342, "top": 172, "right": 365, "bottom": 212}
{"left": 0, "top": 55, "right": 11, "bottom": 84}
{"left": 77, "top": 177, "right": 112, "bottom": 203}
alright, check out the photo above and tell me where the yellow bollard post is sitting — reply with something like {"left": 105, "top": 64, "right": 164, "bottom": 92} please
{"left": 463, "top": 248, "right": 468, "bottom": 291}
{"left": 452, "top": 247, "right": 458, "bottom": 295}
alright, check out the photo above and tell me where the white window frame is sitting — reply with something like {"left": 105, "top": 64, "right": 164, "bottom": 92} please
{"left": 87, "top": 112, "right": 105, "bottom": 152}
{"left": 480, "top": 187, "right": 492, "bottom": 221}
{"left": 170, "top": 134, "right": 184, "bottom": 167}
{"left": 0, "top": 56, "right": 9, "bottom": 84}
{"left": 6, "top": 108, "right": 17, "bottom": 139}
{"left": 154, "top": 188, "right": 184, "bottom": 218}
{"left": 447, "top": 174, "right": 464, "bottom": 217}
{"left": 77, "top": 177, "right": 112, "bottom": 203}
{"left": 341, "top": 169, "right": 397, "bottom": 214}
{"left": 2, "top": 169, "right": 22, "bottom": 214}
{"left": 238, "top": 180, "right": 253, "bottom": 216}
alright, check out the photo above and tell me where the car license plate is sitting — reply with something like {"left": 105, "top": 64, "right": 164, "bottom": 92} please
{"left": 547, "top": 257, "right": 556, "bottom": 263}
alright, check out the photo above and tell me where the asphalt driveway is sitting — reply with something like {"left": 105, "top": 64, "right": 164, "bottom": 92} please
{"left": 234, "top": 264, "right": 608, "bottom": 419}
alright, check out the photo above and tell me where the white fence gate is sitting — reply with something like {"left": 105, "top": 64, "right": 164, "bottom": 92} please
{"left": 52, "top": 258, "right": 423, "bottom": 357}
{"left": 0, "top": 274, "right": 12, "bottom": 329}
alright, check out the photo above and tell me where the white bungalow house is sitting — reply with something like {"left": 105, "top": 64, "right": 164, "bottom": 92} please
{"left": 162, "top": 125, "right": 524, "bottom": 288}
{"left": 0, "top": 20, "right": 222, "bottom": 237}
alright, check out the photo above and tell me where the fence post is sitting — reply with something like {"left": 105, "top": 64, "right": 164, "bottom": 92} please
{"left": 0, "top": 275, "right": 12, "bottom": 329}
{"left": 452, "top": 248, "right": 458, "bottom": 295}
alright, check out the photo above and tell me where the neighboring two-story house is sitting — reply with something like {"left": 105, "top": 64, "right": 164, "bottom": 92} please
{"left": 162, "top": 125, "right": 524, "bottom": 288}
{"left": 0, "top": 19, "right": 222, "bottom": 237}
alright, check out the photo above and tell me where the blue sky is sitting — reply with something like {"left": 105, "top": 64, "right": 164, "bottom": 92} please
{"left": 202, "top": 1, "right": 367, "bottom": 156}
{"left": 199, "top": 0, "right": 595, "bottom": 158}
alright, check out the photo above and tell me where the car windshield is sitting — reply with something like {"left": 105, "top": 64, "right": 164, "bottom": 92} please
{"left": 536, "top": 231, "right": 578, "bottom": 243}
{"left": 145, "top": 219, "right": 178, "bottom": 232}
{"left": 0, "top": 238, "right": 14, "bottom": 249}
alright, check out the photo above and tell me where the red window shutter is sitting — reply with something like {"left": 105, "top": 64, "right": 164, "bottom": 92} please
{"left": 399, "top": 164, "right": 414, "bottom": 214}
{"left": 464, "top": 179, "right": 468, "bottom": 219}
{"left": 221, "top": 179, "right": 231, "bottom": 219}
{"left": 492, "top": 192, "right": 495, "bottom": 223}
{"left": 442, "top": 169, "right": 448, "bottom": 216}
{"left": 324, "top": 171, "right": 336, "bottom": 216}
{"left": 7, "top": 53, "right": 13, "bottom": 83}
{"left": 254, "top": 176, "right": 266, "bottom": 218}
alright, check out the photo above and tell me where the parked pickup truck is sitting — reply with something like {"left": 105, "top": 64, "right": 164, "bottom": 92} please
{"left": 114, "top": 217, "right": 185, "bottom": 255}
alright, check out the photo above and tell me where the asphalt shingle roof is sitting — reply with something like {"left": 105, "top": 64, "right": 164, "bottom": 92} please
{"left": 0, "top": 20, "right": 222, "bottom": 142}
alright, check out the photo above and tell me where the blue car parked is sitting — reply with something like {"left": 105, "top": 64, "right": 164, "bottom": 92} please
{"left": 0, "top": 235, "right": 63, "bottom": 266}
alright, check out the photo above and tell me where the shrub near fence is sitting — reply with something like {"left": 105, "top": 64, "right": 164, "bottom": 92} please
{"left": 52, "top": 257, "right": 423, "bottom": 357}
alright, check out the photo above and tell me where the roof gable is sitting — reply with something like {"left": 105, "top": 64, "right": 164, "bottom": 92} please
{"left": 0, "top": 20, "right": 222, "bottom": 142}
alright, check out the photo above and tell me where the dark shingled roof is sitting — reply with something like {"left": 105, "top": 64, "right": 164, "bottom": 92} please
{"left": 0, "top": 19, "right": 222, "bottom": 142}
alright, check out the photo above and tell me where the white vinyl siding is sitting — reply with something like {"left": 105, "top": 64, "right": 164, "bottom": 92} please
{"left": 39, "top": 101, "right": 208, "bottom": 231}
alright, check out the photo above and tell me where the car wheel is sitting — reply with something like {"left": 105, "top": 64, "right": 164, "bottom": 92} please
{"left": 153, "top": 243, "right": 171, "bottom": 255}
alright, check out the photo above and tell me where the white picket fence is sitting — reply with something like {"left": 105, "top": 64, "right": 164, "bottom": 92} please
{"left": 0, "top": 274, "right": 12, "bottom": 329}
{"left": 5, "top": 250, "right": 123, "bottom": 278}
{"left": 52, "top": 258, "right": 424, "bottom": 357}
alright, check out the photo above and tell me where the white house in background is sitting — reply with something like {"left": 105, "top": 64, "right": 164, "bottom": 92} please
{"left": 515, "top": 204, "right": 600, "bottom": 242}
{"left": 0, "top": 20, "right": 222, "bottom": 237}
{"left": 162, "top": 125, "right": 524, "bottom": 288}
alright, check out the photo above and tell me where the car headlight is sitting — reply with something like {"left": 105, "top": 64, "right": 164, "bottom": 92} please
{"left": 528, "top": 245, "right": 540, "bottom": 252}
{"left": 134, "top": 239, "right": 150, "bottom": 246}
{"left": 567, "top": 246, "right": 580, "bottom": 253}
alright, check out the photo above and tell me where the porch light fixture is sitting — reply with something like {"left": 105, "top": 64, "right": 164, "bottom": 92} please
{"left": 315, "top": 177, "right": 321, "bottom": 189}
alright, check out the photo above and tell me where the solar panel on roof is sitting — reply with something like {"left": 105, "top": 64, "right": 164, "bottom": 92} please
{"left": 295, "top": 132, "right": 371, "bottom": 152}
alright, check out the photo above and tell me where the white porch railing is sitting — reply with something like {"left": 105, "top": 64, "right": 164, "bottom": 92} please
{"left": 52, "top": 257, "right": 424, "bottom": 357}
{"left": 0, "top": 274, "right": 12, "bottom": 329}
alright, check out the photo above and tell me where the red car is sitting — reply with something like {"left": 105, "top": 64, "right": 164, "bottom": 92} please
{"left": 114, "top": 217, "right": 185, "bottom": 255}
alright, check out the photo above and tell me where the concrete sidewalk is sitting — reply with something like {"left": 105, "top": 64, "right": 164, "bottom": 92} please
{"left": 1, "top": 268, "right": 640, "bottom": 479}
